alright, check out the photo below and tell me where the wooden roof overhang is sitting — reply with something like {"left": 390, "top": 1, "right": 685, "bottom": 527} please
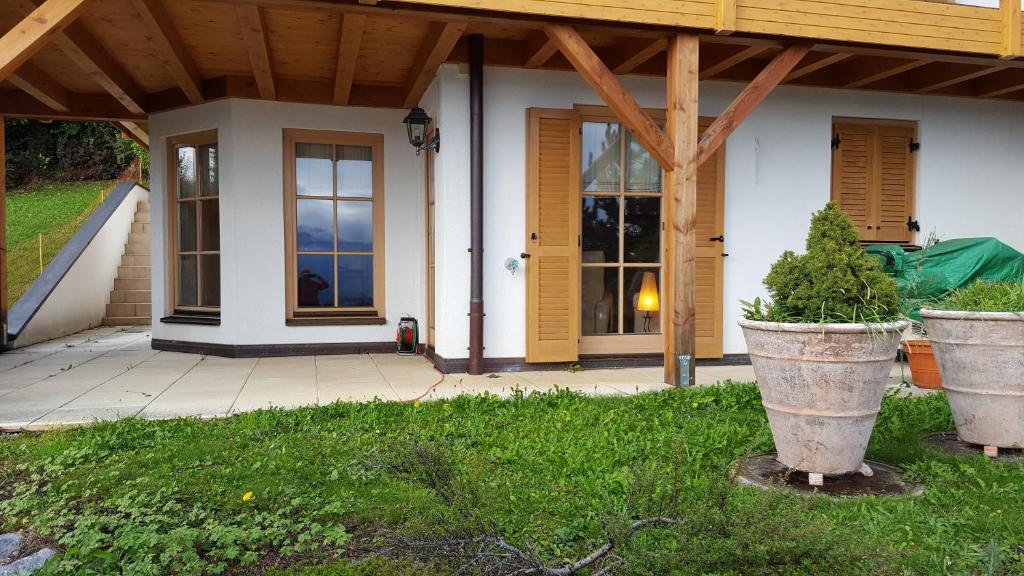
{"left": 2, "top": 0, "right": 1024, "bottom": 147}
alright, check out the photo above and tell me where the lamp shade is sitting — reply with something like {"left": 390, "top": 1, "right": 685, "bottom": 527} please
{"left": 636, "top": 272, "right": 659, "bottom": 312}
{"left": 403, "top": 107, "right": 432, "bottom": 148}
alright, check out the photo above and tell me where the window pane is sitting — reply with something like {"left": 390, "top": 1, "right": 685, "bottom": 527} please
{"left": 625, "top": 131, "right": 662, "bottom": 193}
{"left": 625, "top": 268, "right": 660, "bottom": 334}
{"left": 200, "top": 199, "right": 220, "bottom": 252}
{"left": 297, "top": 255, "right": 334, "bottom": 307}
{"left": 296, "top": 143, "right": 333, "bottom": 197}
{"left": 581, "top": 267, "right": 618, "bottom": 335}
{"left": 178, "top": 201, "right": 197, "bottom": 252}
{"left": 336, "top": 145, "right": 373, "bottom": 198}
{"left": 177, "top": 146, "right": 196, "bottom": 199}
{"left": 296, "top": 199, "right": 334, "bottom": 251}
{"left": 338, "top": 255, "right": 373, "bottom": 307}
{"left": 581, "top": 122, "right": 621, "bottom": 193}
{"left": 337, "top": 201, "right": 373, "bottom": 252}
{"left": 178, "top": 255, "right": 198, "bottom": 307}
{"left": 624, "top": 197, "right": 661, "bottom": 263}
{"left": 200, "top": 144, "right": 218, "bottom": 196}
{"left": 581, "top": 195, "right": 619, "bottom": 264}
{"left": 200, "top": 254, "right": 220, "bottom": 307}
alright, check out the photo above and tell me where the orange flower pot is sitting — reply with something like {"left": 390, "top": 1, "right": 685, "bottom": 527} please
{"left": 902, "top": 340, "right": 942, "bottom": 390}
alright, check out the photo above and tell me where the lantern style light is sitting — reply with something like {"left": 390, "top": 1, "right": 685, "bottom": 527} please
{"left": 637, "top": 271, "right": 660, "bottom": 333}
{"left": 403, "top": 107, "right": 440, "bottom": 155}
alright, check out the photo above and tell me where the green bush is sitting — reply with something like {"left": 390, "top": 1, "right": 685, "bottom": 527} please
{"left": 938, "top": 280, "right": 1024, "bottom": 312}
{"left": 744, "top": 202, "right": 900, "bottom": 323}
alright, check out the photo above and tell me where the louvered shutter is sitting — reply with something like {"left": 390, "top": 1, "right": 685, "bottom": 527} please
{"left": 831, "top": 123, "right": 876, "bottom": 239}
{"left": 525, "top": 109, "right": 580, "bottom": 363}
{"left": 874, "top": 126, "right": 915, "bottom": 242}
{"left": 695, "top": 118, "right": 724, "bottom": 359}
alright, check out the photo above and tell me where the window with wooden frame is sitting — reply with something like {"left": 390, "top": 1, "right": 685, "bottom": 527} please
{"left": 283, "top": 129, "right": 385, "bottom": 324}
{"left": 167, "top": 130, "right": 220, "bottom": 317}
{"left": 831, "top": 118, "right": 917, "bottom": 243}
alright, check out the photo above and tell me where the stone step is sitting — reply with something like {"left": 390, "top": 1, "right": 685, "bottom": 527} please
{"left": 106, "top": 302, "right": 151, "bottom": 318}
{"left": 121, "top": 253, "right": 150, "bottom": 267}
{"left": 110, "top": 289, "right": 151, "bottom": 304}
{"left": 127, "top": 231, "right": 150, "bottom": 245}
{"left": 134, "top": 212, "right": 151, "bottom": 224}
{"left": 131, "top": 221, "right": 150, "bottom": 234}
{"left": 102, "top": 316, "right": 151, "bottom": 327}
{"left": 124, "top": 242, "right": 148, "bottom": 255}
{"left": 116, "top": 265, "right": 150, "bottom": 280}
{"left": 114, "top": 278, "right": 149, "bottom": 291}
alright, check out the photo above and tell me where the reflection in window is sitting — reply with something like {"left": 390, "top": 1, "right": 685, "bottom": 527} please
{"left": 581, "top": 122, "right": 621, "bottom": 192}
{"left": 171, "top": 136, "right": 220, "bottom": 312}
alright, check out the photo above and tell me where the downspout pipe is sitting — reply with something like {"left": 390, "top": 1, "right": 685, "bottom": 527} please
{"left": 467, "top": 34, "right": 484, "bottom": 375}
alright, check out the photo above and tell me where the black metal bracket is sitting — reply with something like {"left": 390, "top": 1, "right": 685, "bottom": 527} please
{"left": 907, "top": 217, "right": 921, "bottom": 232}
{"left": 831, "top": 135, "right": 842, "bottom": 150}
{"left": 909, "top": 139, "right": 920, "bottom": 153}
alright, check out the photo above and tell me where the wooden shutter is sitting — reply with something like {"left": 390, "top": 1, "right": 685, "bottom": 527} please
{"left": 695, "top": 118, "right": 725, "bottom": 359}
{"left": 831, "top": 123, "right": 875, "bottom": 239}
{"left": 525, "top": 109, "right": 580, "bottom": 363}
{"left": 875, "top": 125, "right": 916, "bottom": 242}
{"left": 831, "top": 121, "right": 916, "bottom": 243}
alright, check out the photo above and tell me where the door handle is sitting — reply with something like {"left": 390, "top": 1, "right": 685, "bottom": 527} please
{"left": 520, "top": 252, "right": 531, "bottom": 259}
{"left": 709, "top": 235, "right": 724, "bottom": 242}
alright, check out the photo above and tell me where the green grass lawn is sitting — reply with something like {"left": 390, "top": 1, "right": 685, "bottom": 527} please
{"left": 5, "top": 181, "right": 113, "bottom": 307}
{"left": 0, "top": 384, "right": 1021, "bottom": 575}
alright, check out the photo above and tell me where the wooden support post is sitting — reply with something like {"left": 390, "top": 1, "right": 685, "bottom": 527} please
{"left": 1002, "top": 0, "right": 1022, "bottom": 59}
{"left": 715, "top": 0, "right": 736, "bottom": 35}
{"left": 664, "top": 33, "right": 699, "bottom": 387}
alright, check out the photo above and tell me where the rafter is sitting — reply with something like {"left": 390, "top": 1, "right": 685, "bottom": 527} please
{"left": 118, "top": 121, "right": 149, "bottom": 147}
{"left": 522, "top": 30, "right": 557, "bottom": 68}
{"left": 236, "top": 4, "right": 276, "bottom": 100}
{"left": 700, "top": 45, "right": 769, "bottom": 80}
{"left": 842, "top": 58, "right": 930, "bottom": 89}
{"left": 545, "top": 24, "right": 673, "bottom": 170}
{"left": 697, "top": 45, "right": 810, "bottom": 167}
{"left": 333, "top": 14, "right": 366, "bottom": 105}
{"left": 0, "top": 90, "right": 146, "bottom": 121}
{"left": 974, "top": 68, "right": 1024, "bottom": 98}
{"left": 0, "top": 0, "right": 93, "bottom": 83}
{"left": 784, "top": 52, "right": 850, "bottom": 82}
{"left": 607, "top": 36, "right": 667, "bottom": 75}
{"left": 910, "top": 63, "right": 1002, "bottom": 93}
{"left": 8, "top": 63, "right": 70, "bottom": 112}
{"left": 402, "top": 21, "right": 466, "bottom": 108}
{"left": 130, "top": 0, "right": 203, "bottom": 104}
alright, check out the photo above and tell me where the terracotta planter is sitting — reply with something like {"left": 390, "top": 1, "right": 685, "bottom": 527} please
{"left": 902, "top": 340, "right": 942, "bottom": 390}
{"left": 921, "top": 309, "right": 1024, "bottom": 449}
{"left": 740, "top": 319, "right": 908, "bottom": 475}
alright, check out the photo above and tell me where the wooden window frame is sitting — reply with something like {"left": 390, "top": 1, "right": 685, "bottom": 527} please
{"left": 166, "top": 129, "right": 220, "bottom": 316}
{"left": 283, "top": 128, "right": 386, "bottom": 323}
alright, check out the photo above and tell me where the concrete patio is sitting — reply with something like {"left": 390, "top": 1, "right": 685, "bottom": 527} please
{"left": 0, "top": 326, "right": 768, "bottom": 431}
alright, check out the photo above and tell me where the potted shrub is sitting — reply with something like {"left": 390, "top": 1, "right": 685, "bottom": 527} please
{"left": 921, "top": 281, "right": 1024, "bottom": 452}
{"left": 740, "top": 203, "right": 907, "bottom": 478}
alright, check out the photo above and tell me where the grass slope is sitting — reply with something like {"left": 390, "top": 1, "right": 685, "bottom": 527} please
{"left": 0, "top": 385, "right": 1021, "bottom": 575}
{"left": 5, "top": 181, "right": 112, "bottom": 306}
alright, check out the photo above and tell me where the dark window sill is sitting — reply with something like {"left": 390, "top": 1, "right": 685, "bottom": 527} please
{"left": 161, "top": 313, "right": 221, "bottom": 326}
{"left": 286, "top": 316, "right": 387, "bottom": 326}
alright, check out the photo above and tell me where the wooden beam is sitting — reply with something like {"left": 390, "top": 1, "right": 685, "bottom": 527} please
{"left": 236, "top": 4, "right": 276, "bottom": 100}
{"left": 784, "top": 52, "right": 850, "bottom": 82}
{"left": 607, "top": 36, "right": 667, "bottom": 75}
{"left": 715, "top": 0, "right": 736, "bottom": 35}
{"left": 664, "top": 33, "right": 699, "bottom": 387}
{"left": 0, "top": 90, "right": 146, "bottom": 121}
{"left": 333, "top": 14, "right": 365, "bottom": 105}
{"left": 700, "top": 45, "right": 769, "bottom": 80}
{"left": 545, "top": 24, "right": 673, "bottom": 170}
{"left": 8, "top": 63, "right": 70, "bottom": 111}
{"left": 118, "top": 121, "right": 149, "bottom": 148}
{"left": 402, "top": 21, "right": 466, "bottom": 108}
{"left": 842, "top": 58, "right": 930, "bottom": 89}
{"left": 130, "top": 0, "right": 203, "bottom": 104}
{"left": 0, "top": 0, "right": 93, "bottom": 83}
{"left": 522, "top": 30, "right": 557, "bottom": 68}
{"left": 911, "top": 64, "right": 1002, "bottom": 93}
{"left": 1002, "top": 0, "right": 1021, "bottom": 59}
{"left": 697, "top": 44, "right": 810, "bottom": 167}
{"left": 974, "top": 68, "right": 1024, "bottom": 97}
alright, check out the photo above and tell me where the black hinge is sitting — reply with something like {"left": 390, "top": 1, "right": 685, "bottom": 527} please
{"left": 907, "top": 217, "right": 921, "bottom": 232}
{"left": 831, "top": 135, "right": 842, "bottom": 150}
{"left": 909, "top": 139, "right": 920, "bottom": 153}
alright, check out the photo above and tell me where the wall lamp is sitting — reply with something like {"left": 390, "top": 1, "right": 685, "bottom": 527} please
{"left": 403, "top": 107, "right": 440, "bottom": 155}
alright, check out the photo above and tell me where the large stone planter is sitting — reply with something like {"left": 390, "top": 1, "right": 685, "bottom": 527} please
{"left": 920, "top": 309, "right": 1024, "bottom": 449}
{"left": 740, "top": 319, "right": 908, "bottom": 475}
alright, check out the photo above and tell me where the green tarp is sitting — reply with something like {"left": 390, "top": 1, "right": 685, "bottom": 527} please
{"left": 865, "top": 237, "right": 1024, "bottom": 320}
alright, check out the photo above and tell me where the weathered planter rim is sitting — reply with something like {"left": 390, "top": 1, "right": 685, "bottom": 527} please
{"left": 738, "top": 318, "right": 909, "bottom": 334}
{"left": 920, "top": 309, "right": 1024, "bottom": 322}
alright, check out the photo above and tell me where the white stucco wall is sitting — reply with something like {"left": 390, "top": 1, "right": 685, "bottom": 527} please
{"left": 14, "top": 185, "right": 149, "bottom": 347}
{"left": 150, "top": 99, "right": 426, "bottom": 346}
{"left": 429, "top": 64, "right": 1024, "bottom": 359}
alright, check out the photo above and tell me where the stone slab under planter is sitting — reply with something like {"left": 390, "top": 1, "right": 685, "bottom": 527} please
{"left": 735, "top": 454, "right": 922, "bottom": 498}
{"left": 922, "top": 433, "right": 1024, "bottom": 463}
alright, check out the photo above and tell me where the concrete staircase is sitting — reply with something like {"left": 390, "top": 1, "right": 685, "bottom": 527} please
{"left": 103, "top": 201, "right": 151, "bottom": 326}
